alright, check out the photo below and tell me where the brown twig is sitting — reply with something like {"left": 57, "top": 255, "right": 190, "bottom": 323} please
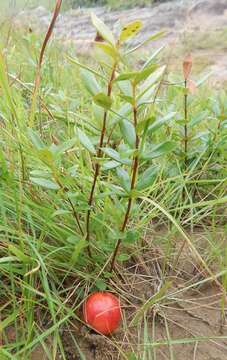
{"left": 85, "top": 63, "right": 117, "bottom": 257}
{"left": 29, "top": 0, "right": 62, "bottom": 126}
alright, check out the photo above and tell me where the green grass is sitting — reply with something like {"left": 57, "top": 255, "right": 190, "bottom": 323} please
{"left": 0, "top": 8, "right": 227, "bottom": 360}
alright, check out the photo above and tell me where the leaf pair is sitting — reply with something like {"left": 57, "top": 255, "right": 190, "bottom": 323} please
{"left": 92, "top": 13, "right": 143, "bottom": 45}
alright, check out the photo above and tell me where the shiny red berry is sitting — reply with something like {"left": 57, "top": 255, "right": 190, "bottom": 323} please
{"left": 83, "top": 292, "right": 121, "bottom": 335}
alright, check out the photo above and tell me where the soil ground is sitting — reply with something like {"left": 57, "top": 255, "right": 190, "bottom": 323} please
{"left": 25, "top": 230, "right": 227, "bottom": 359}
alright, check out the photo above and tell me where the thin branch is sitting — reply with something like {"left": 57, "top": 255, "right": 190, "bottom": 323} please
{"left": 29, "top": 0, "right": 62, "bottom": 126}
{"left": 184, "top": 79, "right": 188, "bottom": 171}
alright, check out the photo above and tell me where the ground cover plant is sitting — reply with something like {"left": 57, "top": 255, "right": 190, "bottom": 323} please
{"left": 0, "top": 0, "right": 227, "bottom": 359}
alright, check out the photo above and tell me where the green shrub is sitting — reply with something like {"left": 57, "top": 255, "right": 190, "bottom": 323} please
{"left": 65, "top": 0, "right": 166, "bottom": 9}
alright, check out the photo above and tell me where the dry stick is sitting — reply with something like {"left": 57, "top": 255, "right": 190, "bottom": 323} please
{"left": 85, "top": 63, "right": 117, "bottom": 257}
{"left": 110, "top": 84, "right": 139, "bottom": 272}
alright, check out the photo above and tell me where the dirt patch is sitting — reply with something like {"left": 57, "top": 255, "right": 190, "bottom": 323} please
{"left": 56, "top": 283, "right": 227, "bottom": 359}
{"left": 4, "top": 231, "right": 227, "bottom": 359}
{"left": 54, "top": 235, "right": 227, "bottom": 360}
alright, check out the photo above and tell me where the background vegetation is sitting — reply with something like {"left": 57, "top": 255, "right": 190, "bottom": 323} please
{"left": 0, "top": 1, "right": 227, "bottom": 359}
{"left": 3, "top": 0, "right": 170, "bottom": 13}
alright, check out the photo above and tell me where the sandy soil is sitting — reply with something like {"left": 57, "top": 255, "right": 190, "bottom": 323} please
{"left": 26, "top": 229, "right": 227, "bottom": 360}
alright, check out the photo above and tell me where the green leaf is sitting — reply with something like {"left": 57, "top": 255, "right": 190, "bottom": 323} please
{"left": 30, "top": 177, "right": 60, "bottom": 190}
{"left": 93, "top": 102, "right": 105, "bottom": 126}
{"left": 119, "top": 119, "right": 136, "bottom": 148}
{"left": 77, "top": 128, "right": 96, "bottom": 154}
{"left": 120, "top": 20, "right": 143, "bottom": 42}
{"left": 0, "top": 256, "right": 18, "bottom": 264}
{"left": 119, "top": 94, "right": 134, "bottom": 105}
{"left": 138, "top": 65, "right": 166, "bottom": 99}
{"left": 142, "top": 46, "right": 165, "bottom": 69}
{"left": 0, "top": 309, "right": 19, "bottom": 332}
{"left": 136, "top": 116, "right": 155, "bottom": 134}
{"left": 124, "top": 230, "right": 139, "bottom": 244}
{"left": 55, "top": 137, "right": 77, "bottom": 154}
{"left": 148, "top": 112, "right": 176, "bottom": 133}
{"left": 37, "top": 148, "right": 54, "bottom": 167}
{"left": 118, "top": 254, "right": 130, "bottom": 262}
{"left": 70, "top": 238, "right": 87, "bottom": 264}
{"left": 102, "top": 147, "right": 131, "bottom": 164}
{"left": 30, "top": 169, "right": 50, "bottom": 178}
{"left": 102, "top": 147, "right": 120, "bottom": 161}
{"left": 102, "top": 160, "right": 120, "bottom": 170}
{"left": 137, "top": 84, "right": 156, "bottom": 107}
{"left": 116, "top": 103, "right": 132, "bottom": 119}
{"left": 0, "top": 50, "right": 16, "bottom": 118}
{"left": 116, "top": 167, "right": 131, "bottom": 192}
{"left": 28, "top": 129, "right": 45, "bottom": 149}
{"left": 9, "top": 244, "right": 31, "bottom": 263}
{"left": 80, "top": 69, "right": 101, "bottom": 95}
{"left": 126, "top": 353, "right": 138, "bottom": 360}
{"left": 95, "top": 279, "right": 107, "bottom": 291}
{"left": 117, "top": 80, "right": 133, "bottom": 98}
{"left": 196, "top": 72, "right": 212, "bottom": 86}
{"left": 189, "top": 111, "right": 207, "bottom": 127}
{"left": 66, "top": 235, "right": 81, "bottom": 244}
{"left": 67, "top": 55, "right": 106, "bottom": 81}
{"left": 142, "top": 141, "right": 176, "bottom": 160}
{"left": 114, "top": 72, "right": 137, "bottom": 82}
{"left": 52, "top": 209, "right": 71, "bottom": 217}
{"left": 0, "top": 148, "right": 8, "bottom": 179}
{"left": 95, "top": 42, "right": 118, "bottom": 59}
{"left": 126, "top": 29, "right": 166, "bottom": 55}
{"left": 91, "top": 13, "right": 115, "bottom": 45}
{"left": 93, "top": 92, "right": 112, "bottom": 110}
{"left": 136, "top": 164, "right": 159, "bottom": 191}
{"left": 135, "top": 64, "right": 158, "bottom": 85}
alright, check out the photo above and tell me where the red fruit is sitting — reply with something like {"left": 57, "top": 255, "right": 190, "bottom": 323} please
{"left": 83, "top": 292, "right": 121, "bottom": 335}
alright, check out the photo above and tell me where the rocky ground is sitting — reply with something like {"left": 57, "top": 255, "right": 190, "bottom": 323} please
{"left": 13, "top": 0, "right": 227, "bottom": 84}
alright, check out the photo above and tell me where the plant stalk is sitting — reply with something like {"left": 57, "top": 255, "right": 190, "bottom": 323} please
{"left": 184, "top": 79, "right": 188, "bottom": 171}
{"left": 85, "top": 63, "right": 117, "bottom": 257}
{"left": 53, "top": 175, "right": 84, "bottom": 236}
{"left": 110, "top": 84, "right": 139, "bottom": 271}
